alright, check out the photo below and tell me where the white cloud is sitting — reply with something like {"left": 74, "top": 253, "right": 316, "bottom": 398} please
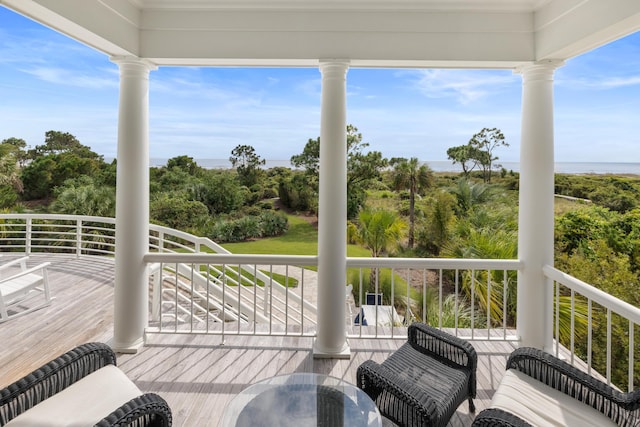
{"left": 404, "top": 69, "right": 518, "bottom": 105}
{"left": 20, "top": 66, "right": 118, "bottom": 89}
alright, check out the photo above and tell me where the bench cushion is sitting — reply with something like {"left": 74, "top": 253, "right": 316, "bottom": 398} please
{"left": 6, "top": 365, "right": 142, "bottom": 427}
{"left": 490, "top": 369, "right": 617, "bottom": 427}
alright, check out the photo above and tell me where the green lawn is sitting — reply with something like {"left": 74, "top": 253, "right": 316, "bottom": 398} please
{"left": 222, "top": 214, "right": 370, "bottom": 258}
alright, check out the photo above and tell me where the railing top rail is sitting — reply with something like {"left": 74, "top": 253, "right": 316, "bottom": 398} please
{"left": 347, "top": 257, "right": 521, "bottom": 270}
{"left": 544, "top": 265, "right": 640, "bottom": 324}
{"left": 0, "top": 213, "right": 116, "bottom": 224}
{"left": 144, "top": 253, "right": 319, "bottom": 266}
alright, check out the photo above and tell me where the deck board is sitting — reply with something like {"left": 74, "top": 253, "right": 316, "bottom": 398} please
{"left": 0, "top": 255, "right": 519, "bottom": 426}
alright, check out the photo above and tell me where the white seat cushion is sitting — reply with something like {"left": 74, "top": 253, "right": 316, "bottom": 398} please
{"left": 490, "top": 369, "right": 617, "bottom": 427}
{"left": 6, "top": 365, "right": 142, "bottom": 427}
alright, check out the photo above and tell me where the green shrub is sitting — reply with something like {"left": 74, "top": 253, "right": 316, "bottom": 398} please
{"left": 150, "top": 194, "right": 208, "bottom": 230}
{"left": 259, "top": 211, "right": 288, "bottom": 237}
{"left": 0, "top": 185, "right": 18, "bottom": 208}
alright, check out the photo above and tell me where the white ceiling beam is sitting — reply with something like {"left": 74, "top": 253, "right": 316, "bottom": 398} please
{"left": 535, "top": 0, "right": 640, "bottom": 59}
{"left": 140, "top": 9, "right": 534, "bottom": 67}
{"left": 2, "top": 0, "right": 140, "bottom": 56}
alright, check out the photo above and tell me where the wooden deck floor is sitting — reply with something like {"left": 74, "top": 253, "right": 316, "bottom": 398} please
{"left": 0, "top": 255, "right": 517, "bottom": 427}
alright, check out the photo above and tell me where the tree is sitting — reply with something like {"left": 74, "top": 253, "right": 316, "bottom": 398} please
{"left": 229, "top": 144, "right": 265, "bottom": 187}
{"left": 166, "top": 155, "right": 203, "bottom": 176}
{"left": 417, "top": 191, "right": 456, "bottom": 255}
{"left": 468, "top": 127, "right": 508, "bottom": 182}
{"left": 446, "top": 145, "right": 480, "bottom": 176}
{"left": 0, "top": 153, "right": 22, "bottom": 208}
{"left": 357, "top": 208, "right": 406, "bottom": 292}
{"left": 448, "top": 178, "right": 495, "bottom": 217}
{"left": 391, "top": 157, "right": 434, "bottom": 248}
{"left": 0, "top": 137, "right": 28, "bottom": 166}
{"left": 51, "top": 178, "right": 116, "bottom": 217}
{"left": 289, "top": 124, "right": 387, "bottom": 218}
{"left": 28, "top": 131, "right": 101, "bottom": 160}
{"left": 190, "top": 171, "right": 245, "bottom": 215}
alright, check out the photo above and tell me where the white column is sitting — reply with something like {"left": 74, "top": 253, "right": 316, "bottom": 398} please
{"left": 516, "top": 60, "right": 563, "bottom": 351}
{"left": 313, "top": 60, "right": 350, "bottom": 359}
{"left": 111, "top": 57, "right": 156, "bottom": 353}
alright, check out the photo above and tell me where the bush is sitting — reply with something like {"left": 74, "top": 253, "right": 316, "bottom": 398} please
{"left": 150, "top": 194, "right": 209, "bottom": 230}
{"left": 262, "top": 187, "right": 278, "bottom": 199}
{"left": 0, "top": 185, "right": 18, "bottom": 208}
{"left": 278, "top": 174, "right": 317, "bottom": 213}
{"left": 244, "top": 206, "right": 262, "bottom": 217}
{"left": 260, "top": 211, "right": 288, "bottom": 237}
{"left": 257, "top": 201, "right": 273, "bottom": 210}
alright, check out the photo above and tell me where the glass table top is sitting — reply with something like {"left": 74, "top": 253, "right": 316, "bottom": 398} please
{"left": 221, "top": 373, "right": 381, "bottom": 427}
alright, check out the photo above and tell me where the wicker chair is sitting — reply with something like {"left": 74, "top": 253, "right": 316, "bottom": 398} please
{"left": 0, "top": 342, "right": 172, "bottom": 427}
{"left": 472, "top": 347, "right": 640, "bottom": 427}
{"left": 357, "top": 323, "right": 477, "bottom": 427}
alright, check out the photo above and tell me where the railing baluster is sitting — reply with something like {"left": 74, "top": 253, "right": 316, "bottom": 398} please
{"left": 391, "top": 267, "right": 395, "bottom": 338}
{"left": 503, "top": 270, "right": 507, "bottom": 340}
{"left": 455, "top": 269, "right": 459, "bottom": 335}
{"left": 628, "top": 320, "right": 634, "bottom": 392}
{"left": 587, "top": 299, "right": 592, "bottom": 375}
{"left": 555, "top": 280, "right": 560, "bottom": 358}
{"left": 487, "top": 269, "right": 491, "bottom": 339}
{"left": 76, "top": 218, "right": 82, "bottom": 257}
{"left": 607, "top": 308, "right": 612, "bottom": 385}
{"left": 471, "top": 269, "right": 475, "bottom": 340}
{"left": 438, "top": 269, "right": 443, "bottom": 329}
{"left": 406, "top": 267, "right": 410, "bottom": 326}
{"left": 422, "top": 269, "right": 427, "bottom": 326}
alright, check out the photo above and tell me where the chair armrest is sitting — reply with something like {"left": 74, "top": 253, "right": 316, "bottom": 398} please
{"left": 472, "top": 408, "right": 533, "bottom": 427}
{"left": 0, "top": 263, "right": 51, "bottom": 284}
{"left": 507, "top": 347, "right": 640, "bottom": 424}
{"left": 96, "top": 393, "right": 172, "bottom": 427}
{"left": 357, "top": 360, "right": 438, "bottom": 426}
{"left": 0, "top": 257, "right": 28, "bottom": 272}
{"left": 408, "top": 323, "right": 477, "bottom": 395}
{"left": 0, "top": 342, "right": 116, "bottom": 425}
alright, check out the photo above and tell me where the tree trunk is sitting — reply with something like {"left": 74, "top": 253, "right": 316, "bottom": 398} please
{"left": 408, "top": 187, "right": 415, "bottom": 248}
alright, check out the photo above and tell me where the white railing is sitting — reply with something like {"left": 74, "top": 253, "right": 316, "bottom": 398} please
{"left": 144, "top": 253, "right": 319, "bottom": 337}
{"left": 0, "top": 214, "right": 316, "bottom": 330}
{"left": 0, "top": 214, "right": 116, "bottom": 257}
{"left": 4, "top": 214, "right": 637, "bottom": 390}
{"left": 544, "top": 265, "right": 640, "bottom": 392}
{"left": 347, "top": 257, "right": 522, "bottom": 340}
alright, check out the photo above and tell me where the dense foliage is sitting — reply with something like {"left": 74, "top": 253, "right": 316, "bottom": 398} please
{"left": 2, "top": 128, "right": 638, "bottom": 389}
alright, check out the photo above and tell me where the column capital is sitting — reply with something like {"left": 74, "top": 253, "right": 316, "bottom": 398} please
{"left": 110, "top": 56, "right": 158, "bottom": 73}
{"left": 515, "top": 59, "right": 564, "bottom": 82}
{"left": 319, "top": 60, "right": 350, "bottom": 78}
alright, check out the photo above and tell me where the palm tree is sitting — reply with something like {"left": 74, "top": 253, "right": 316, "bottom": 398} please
{"left": 0, "top": 153, "right": 23, "bottom": 193}
{"left": 392, "top": 157, "right": 433, "bottom": 248}
{"left": 449, "top": 178, "right": 494, "bottom": 217}
{"left": 357, "top": 208, "right": 406, "bottom": 293}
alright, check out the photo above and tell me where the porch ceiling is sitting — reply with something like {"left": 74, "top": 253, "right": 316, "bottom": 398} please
{"left": 2, "top": 0, "right": 640, "bottom": 68}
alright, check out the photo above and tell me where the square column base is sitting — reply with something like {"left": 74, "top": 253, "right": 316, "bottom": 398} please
{"left": 107, "top": 336, "right": 145, "bottom": 354}
{"left": 312, "top": 338, "right": 351, "bottom": 359}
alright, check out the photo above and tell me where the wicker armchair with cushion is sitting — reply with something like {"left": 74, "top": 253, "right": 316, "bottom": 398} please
{"left": 472, "top": 347, "right": 640, "bottom": 427}
{"left": 356, "top": 322, "right": 477, "bottom": 427}
{"left": 0, "top": 342, "right": 172, "bottom": 427}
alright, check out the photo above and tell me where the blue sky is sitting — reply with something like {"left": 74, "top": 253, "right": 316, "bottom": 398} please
{"left": 1, "top": 6, "right": 639, "bottom": 164}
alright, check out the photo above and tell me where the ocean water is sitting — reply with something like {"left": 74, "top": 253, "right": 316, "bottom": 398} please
{"left": 150, "top": 158, "right": 640, "bottom": 175}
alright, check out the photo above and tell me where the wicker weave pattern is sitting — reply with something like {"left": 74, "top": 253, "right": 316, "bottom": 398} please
{"left": 0, "top": 342, "right": 172, "bottom": 427}
{"left": 506, "top": 347, "right": 639, "bottom": 427}
{"left": 470, "top": 408, "right": 533, "bottom": 427}
{"left": 357, "top": 323, "right": 477, "bottom": 427}
{"left": 472, "top": 347, "right": 640, "bottom": 427}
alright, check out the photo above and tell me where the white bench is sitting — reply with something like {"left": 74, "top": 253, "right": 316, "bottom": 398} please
{"left": 0, "top": 257, "right": 52, "bottom": 322}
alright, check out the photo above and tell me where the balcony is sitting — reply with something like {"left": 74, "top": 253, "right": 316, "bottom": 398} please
{"left": 1, "top": 214, "right": 638, "bottom": 426}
